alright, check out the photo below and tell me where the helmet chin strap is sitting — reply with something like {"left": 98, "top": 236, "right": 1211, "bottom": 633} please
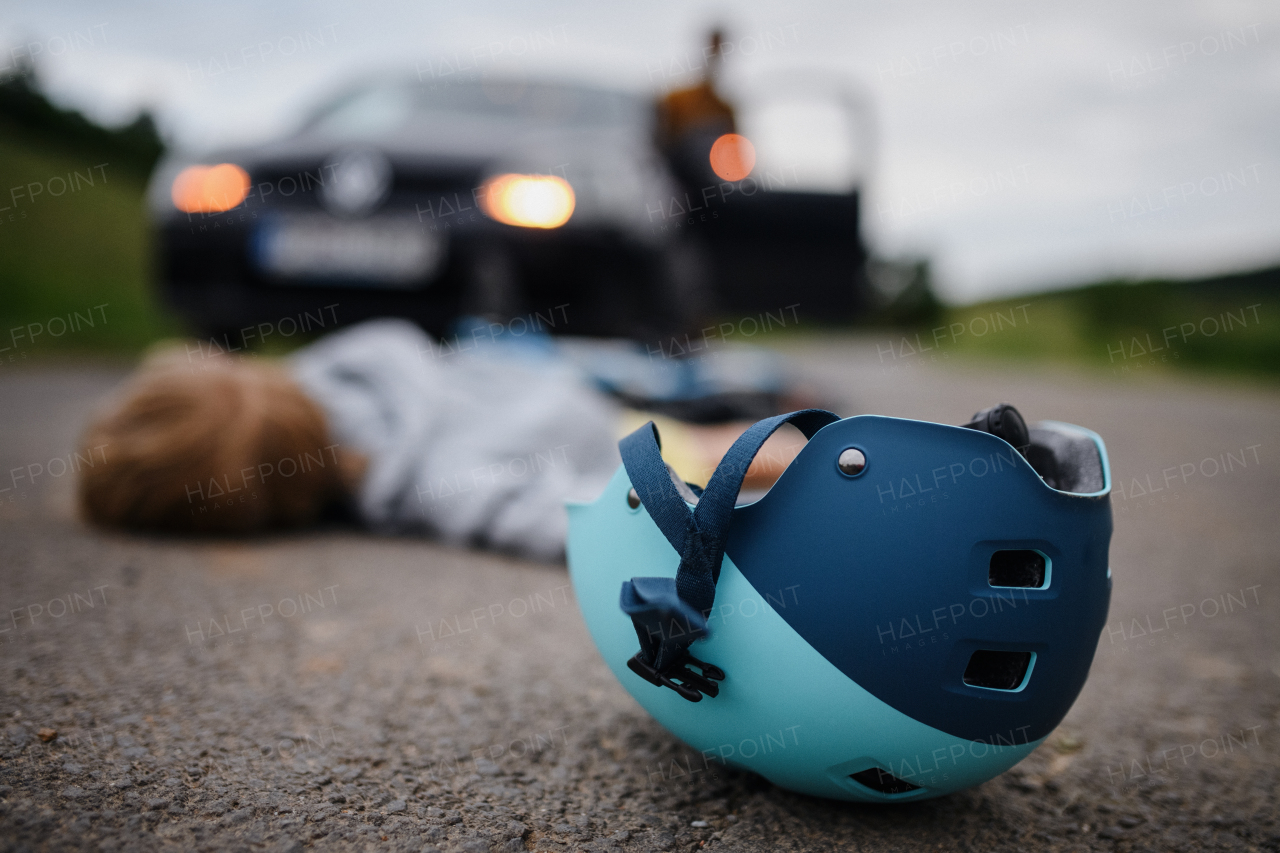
{"left": 618, "top": 409, "right": 840, "bottom": 702}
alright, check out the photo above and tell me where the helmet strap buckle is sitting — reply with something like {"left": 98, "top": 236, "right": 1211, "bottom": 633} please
{"left": 627, "top": 651, "right": 725, "bottom": 702}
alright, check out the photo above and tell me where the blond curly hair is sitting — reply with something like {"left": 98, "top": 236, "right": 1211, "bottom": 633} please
{"left": 78, "top": 346, "right": 363, "bottom": 534}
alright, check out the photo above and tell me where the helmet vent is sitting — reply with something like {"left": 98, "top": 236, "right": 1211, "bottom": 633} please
{"left": 849, "top": 768, "right": 922, "bottom": 795}
{"left": 963, "top": 650, "right": 1033, "bottom": 690}
{"left": 988, "top": 550, "right": 1046, "bottom": 588}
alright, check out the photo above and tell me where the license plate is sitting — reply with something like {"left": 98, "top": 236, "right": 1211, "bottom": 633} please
{"left": 252, "top": 214, "right": 445, "bottom": 288}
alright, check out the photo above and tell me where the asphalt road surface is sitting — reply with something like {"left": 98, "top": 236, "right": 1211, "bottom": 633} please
{"left": 1, "top": 338, "right": 1277, "bottom": 853}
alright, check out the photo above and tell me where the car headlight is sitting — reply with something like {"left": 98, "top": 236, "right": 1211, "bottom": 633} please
{"left": 479, "top": 173, "right": 575, "bottom": 229}
{"left": 171, "top": 163, "right": 251, "bottom": 213}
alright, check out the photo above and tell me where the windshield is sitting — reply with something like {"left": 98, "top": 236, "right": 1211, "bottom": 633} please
{"left": 308, "top": 79, "right": 641, "bottom": 138}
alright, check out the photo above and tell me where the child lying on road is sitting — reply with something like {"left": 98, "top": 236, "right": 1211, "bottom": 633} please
{"left": 77, "top": 319, "right": 810, "bottom": 560}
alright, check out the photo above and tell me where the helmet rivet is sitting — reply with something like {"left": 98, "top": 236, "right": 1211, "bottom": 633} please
{"left": 838, "top": 448, "right": 866, "bottom": 476}
{"left": 627, "top": 487, "right": 641, "bottom": 509}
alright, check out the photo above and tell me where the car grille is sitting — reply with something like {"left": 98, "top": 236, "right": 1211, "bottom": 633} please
{"left": 244, "top": 161, "right": 483, "bottom": 217}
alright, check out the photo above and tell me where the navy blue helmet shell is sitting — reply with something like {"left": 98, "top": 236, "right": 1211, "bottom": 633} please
{"left": 567, "top": 410, "right": 1112, "bottom": 801}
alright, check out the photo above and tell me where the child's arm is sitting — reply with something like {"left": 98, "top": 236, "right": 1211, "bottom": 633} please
{"left": 687, "top": 422, "right": 806, "bottom": 491}
{"left": 618, "top": 411, "right": 805, "bottom": 491}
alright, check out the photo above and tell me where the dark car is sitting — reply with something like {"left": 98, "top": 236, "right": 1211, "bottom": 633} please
{"left": 148, "top": 73, "right": 871, "bottom": 345}
{"left": 149, "top": 76, "right": 708, "bottom": 342}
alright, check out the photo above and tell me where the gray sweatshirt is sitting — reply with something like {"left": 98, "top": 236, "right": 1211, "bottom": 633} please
{"left": 290, "top": 319, "right": 621, "bottom": 560}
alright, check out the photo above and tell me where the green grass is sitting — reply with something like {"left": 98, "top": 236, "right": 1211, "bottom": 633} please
{"left": 0, "top": 121, "right": 177, "bottom": 355}
{"left": 921, "top": 272, "right": 1279, "bottom": 381}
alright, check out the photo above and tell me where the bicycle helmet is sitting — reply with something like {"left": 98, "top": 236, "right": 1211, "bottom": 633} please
{"left": 567, "top": 405, "right": 1112, "bottom": 801}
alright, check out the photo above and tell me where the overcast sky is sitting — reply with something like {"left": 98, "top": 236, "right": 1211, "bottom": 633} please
{"left": 5, "top": 0, "right": 1278, "bottom": 304}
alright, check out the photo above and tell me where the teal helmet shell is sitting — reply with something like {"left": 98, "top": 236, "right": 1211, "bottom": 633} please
{"left": 567, "top": 413, "right": 1112, "bottom": 802}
